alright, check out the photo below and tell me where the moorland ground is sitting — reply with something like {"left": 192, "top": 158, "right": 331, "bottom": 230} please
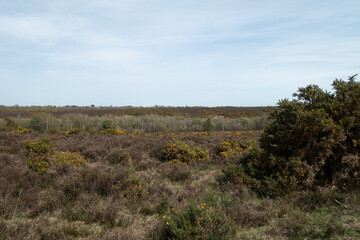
{"left": 0, "top": 130, "right": 359, "bottom": 239}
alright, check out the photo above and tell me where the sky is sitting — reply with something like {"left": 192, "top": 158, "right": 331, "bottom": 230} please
{"left": 1, "top": 0, "right": 359, "bottom": 107}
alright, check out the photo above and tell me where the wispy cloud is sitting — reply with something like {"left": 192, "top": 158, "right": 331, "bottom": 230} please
{"left": 0, "top": 0, "right": 359, "bottom": 106}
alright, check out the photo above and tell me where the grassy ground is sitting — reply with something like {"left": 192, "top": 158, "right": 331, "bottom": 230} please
{"left": 0, "top": 131, "right": 359, "bottom": 239}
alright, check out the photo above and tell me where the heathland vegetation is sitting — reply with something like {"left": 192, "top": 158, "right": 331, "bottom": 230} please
{"left": 1, "top": 76, "right": 360, "bottom": 239}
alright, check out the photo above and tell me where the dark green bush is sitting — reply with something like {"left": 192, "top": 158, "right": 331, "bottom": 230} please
{"left": 256, "top": 75, "right": 360, "bottom": 191}
{"left": 202, "top": 118, "right": 214, "bottom": 131}
{"left": 102, "top": 120, "right": 112, "bottom": 130}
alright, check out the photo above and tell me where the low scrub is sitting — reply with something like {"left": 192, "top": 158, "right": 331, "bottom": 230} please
{"left": 106, "top": 150, "right": 131, "bottom": 164}
{"left": 25, "top": 138, "right": 86, "bottom": 174}
{"left": 217, "top": 140, "right": 251, "bottom": 158}
{"left": 160, "top": 140, "right": 209, "bottom": 164}
{"left": 160, "top": 195, "right": 236, "bottom": 240}
{"left": 53, "top": 151, "right": 86, "bottom": 167}
{"left": 24, "top": 137, "right": 53, "bottom": 174}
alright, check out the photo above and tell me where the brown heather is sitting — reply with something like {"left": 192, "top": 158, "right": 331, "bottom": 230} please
{"left": 0, "top": 130, "right": 359, "bottom": 239}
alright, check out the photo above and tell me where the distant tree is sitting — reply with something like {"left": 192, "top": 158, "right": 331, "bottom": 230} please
{"left": 203, "top": 118, "right": 214, "bottom": 131}
{"left": 30, "top": 116, "right": 46, "bottom": 132}
{"left": 102, "top": 119, "right": 112, "bottom": 130}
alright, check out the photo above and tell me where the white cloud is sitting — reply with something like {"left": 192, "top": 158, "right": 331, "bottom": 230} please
{"left": 0, "top": 14, "right": 87, "bottom": 46}
{"left": 1, "top": 0, "right": 359, "bottom": 106}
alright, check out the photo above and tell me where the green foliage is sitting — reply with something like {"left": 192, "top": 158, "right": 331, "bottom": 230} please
{"left": 160, "top": 140, "right": 209, "bottom": 164}
{"left": 202, "top": 118, "right": 214, "bottom": 131}
{"left": 24, "top": 138, "right": 53, "bottom": 174}
{"left": 29, "top": 116, "right": 45, "bottom": 132}
{"left": 220, "top": 164, "right": 245, "bottom": 185}
{"left": 242, "top": 152, "right": 308, "bottom": 195}
{"left": 259, "top": 75, "right": 360, "bottom": 189}
{"left": 113, "top": 168, "right": 148, "bottom": 198}
{"left": 101, "top": 119, "right": 112, "bottom": 130}
{"left": 161, "top": 195, "right": 236, "bottom": 240}
{"left": 157, "top": 194, "right": 173, "bottom": 215}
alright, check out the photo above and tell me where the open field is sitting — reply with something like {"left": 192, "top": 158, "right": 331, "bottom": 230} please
{"left": 1, "top": 130, "right": 359, "bottom": 239}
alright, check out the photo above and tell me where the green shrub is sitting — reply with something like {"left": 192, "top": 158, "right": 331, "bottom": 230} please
{"left": 202, "top": 118, "right": 214, "bottom": 131}
{"left": 29, "top": 116, "right": 45, "bottom": 132}
{"left": 24, "top": 138, "right": 53, "bottom": 174}
{"left": 240, "top": 143, "right": 308, "bottom": 195}
{"left": 241, "top": 75, "right": 360, "bottom": 192}
{"left": 101, "top": 119, "right": 112, "bottom": 130}
{"left": 220, "top": 164, "right": 245, "bottom": 185}
{"left": 160, "top": 195, "right": 236, "bottom": 240}
{"left": 160, "top": 140, "right": 209, "bottom": 164}
{"left": 113, "top": 168, "right": 148, "bottom": 198}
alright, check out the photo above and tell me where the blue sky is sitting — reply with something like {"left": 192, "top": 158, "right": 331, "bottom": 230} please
{"left": 1, "top": 0, "right": 359, "bottom": 106}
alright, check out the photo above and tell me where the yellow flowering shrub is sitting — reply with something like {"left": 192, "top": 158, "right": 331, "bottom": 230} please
{"left": 17, "top": 126, "right": 32, "bottom": 134}
{"left": 218, "top": 140, "right": 250, "bottom": 158}
{"left": 53, "top": 151, "right": 86, "bottom": 167}
{"left": 24, "top": 138, "right": 53, "bottom": 174}
{"left": 100, "top": 129, "right": 125, "bottom": 135}
{"left": 66, "top": 128, "right": 83, "bottom": 134}
{"left": 185, "top": 131, "right": 213, "bottom": 136}
{"left": 160, "top": 140, "right": 209, "bottom": 164}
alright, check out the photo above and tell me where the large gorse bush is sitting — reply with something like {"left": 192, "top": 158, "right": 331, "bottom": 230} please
{"left": 255, "top": 75, "right": 360, "bottom": 192}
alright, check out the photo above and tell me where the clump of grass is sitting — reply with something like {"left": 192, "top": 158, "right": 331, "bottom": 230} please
{"left": 268, "top": 208, "right": 349, "bottom": 240}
